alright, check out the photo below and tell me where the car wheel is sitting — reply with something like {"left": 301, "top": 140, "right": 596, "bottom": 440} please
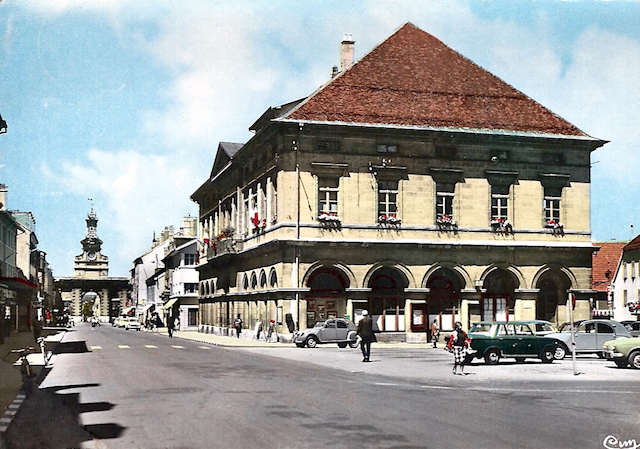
{"left": 295, "top": 343, "right": 305, "bottom": 348}
{"left": 554, "top": 344, "right": 567, "bottom": 360}
{"left": 337, "top": 342, "right": 347, "bottom": 348}
{"left": 540, "top": 346, "right": 555, "bottom": 363}
{"left": 349, "top": 340, "right": 359, "bottom": 348}
{"left": 484, "top": 349, "right": 500, "bottom": 365}
{"left": 629, "top": 351, "right": 640, "bottom": 369}
{"left": 306, "top": 336, "right": 319, "bottom": 348}
{"left": 597, "top": 351, "right": 606, "bottom": 359}
{"left": 515, "top": 357, "right": 526, "bottom": 363}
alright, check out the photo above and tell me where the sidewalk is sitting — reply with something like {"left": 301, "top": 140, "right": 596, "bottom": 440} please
{"left": 0, "top": 328, "right": 65, "bottom": 447}
{"left": 159, "top": 328, "right": 436, "bottom": 349}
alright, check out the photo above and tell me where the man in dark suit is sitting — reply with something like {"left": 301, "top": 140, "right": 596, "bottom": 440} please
{"left": 357, "top": 310, "right": 376, "bottom": 362}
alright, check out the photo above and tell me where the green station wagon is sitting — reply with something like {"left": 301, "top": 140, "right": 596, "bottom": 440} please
{"left": 603, "top": 337, "right": 640, "bottom": 369}
{"left": 468, "top": 321, "right": 559, "bottom": 364}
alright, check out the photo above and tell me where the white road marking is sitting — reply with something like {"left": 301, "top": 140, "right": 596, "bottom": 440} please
{"left": 171, "top": 345, "right": 185, "bottom": 349}
{"left": 145, "top": 345, "right": 157, "bottom": 349}
{"left": 118, "top": 345, "right": 130, "bottom": 349}
{"left": 90, "top": 346, "right": 102, "bottom": 350}
{"left": 198, "top": 346, "right": 212, "bottom": 350}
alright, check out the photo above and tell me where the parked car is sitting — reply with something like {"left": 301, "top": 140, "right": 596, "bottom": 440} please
{"left": 294, "top": 318, "right": 358, "bottom": 348}
{"left": 603, "top": 336, "right": 640, "bottom": 369}
{"left": 546, "top": 319, "right": 631, "bottom": 359}
{"left": 115, "top": 316, "right": 128, "bottom": 328}
{"left": 468, "top": 321, "right": 559, "bottom": 364}
{"left": 621, "top": 320, "right": 640, "bottom": 337}
{"left": 124, "top": 317, "right": 142, "bottom": 331}
{"left": 519, "top": 320, "right": 557, "bottom": 336}
{"left": 558, "top": 320, "right": 585, "bottom": 332}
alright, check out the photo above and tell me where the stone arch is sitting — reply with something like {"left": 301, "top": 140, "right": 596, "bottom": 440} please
{"left": 479, "top": 266, "right": 520, "bottom": 322}
{"left": 303, "top": 263, "right": 351, "bottom": 327}
{"left": 533, "top": 266, "right": 574, "bottom": 324}
{"left": 423, "top": 266, "right": 466, "bottom": 332}
{"left": 362, "top": 264, "right": 411, "bottom": 332}
{"left": 269, "top": 268, "right": 278, "bottom": 288}
{"left": 479, "top": 264, "right": 525, "bottom": 290}
{"left": 259, "top": 269, "right": 267, "bottom": 289}
{"left": 362, "top": 261, "right": 414, "bottom": 290}
{"left": 302, "top": 261, "right": 355, "bottom": 290}
{"left": 422, "top": 264, "right": 472, "bottom": 290}
{"left": 242, "top": 273, "right": 249, "bottom": 291}
{"left": 250, "top": 272, "right": 258, "bottom": 290}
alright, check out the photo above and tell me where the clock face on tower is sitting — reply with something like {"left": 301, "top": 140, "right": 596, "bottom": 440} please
{"left": 87, "top": 251, "right": 96, "bottom": 261}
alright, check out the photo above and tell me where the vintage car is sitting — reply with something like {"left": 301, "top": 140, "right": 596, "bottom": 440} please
{"left": 545, "top": 319, "right": 631, "bottom": 359}
{"left": 518, "top": 320, "right": 557, "bottom": 336}
{"left": 468, "top": 321, "right": 559, "bottom": 364}
{"left": 603, "top": 336, "right": 640, "bottom": 369}
{"left": 621, "top": 320, "right": 640, "bottom": 337}
{"left": 124, "top": 317, "right": 142, "bottom": 331}
{"left": 294, "top": 318, "right": 359, "bottom": 348}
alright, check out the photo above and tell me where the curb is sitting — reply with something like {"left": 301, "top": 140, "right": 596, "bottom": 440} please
{"left": 0, "top": 331, "right": 64, "bottom": 446}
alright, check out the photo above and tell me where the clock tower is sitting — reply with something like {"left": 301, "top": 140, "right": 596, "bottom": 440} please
{"left": 73, "top": 208, "right": 109, "bottom": 279}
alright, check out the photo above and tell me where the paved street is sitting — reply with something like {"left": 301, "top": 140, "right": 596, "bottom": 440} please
{"left": 3, "top": 322, "right": 640, "bottom": 449}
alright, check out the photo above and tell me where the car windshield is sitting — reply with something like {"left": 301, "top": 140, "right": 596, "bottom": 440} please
{"left": 313, "top": 322, "right": 325, "bottom": 328}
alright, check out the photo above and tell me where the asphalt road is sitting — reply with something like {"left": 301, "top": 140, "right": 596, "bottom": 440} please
{"left": 4, "top": 323, "right": 640, "bottom": 449}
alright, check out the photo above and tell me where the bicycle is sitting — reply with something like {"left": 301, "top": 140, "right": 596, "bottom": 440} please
{"left": 144, "top": 322, "right": 159, "bottom": 333}
{"left": 11, "top": 346, "right": 37, "bottom": 397}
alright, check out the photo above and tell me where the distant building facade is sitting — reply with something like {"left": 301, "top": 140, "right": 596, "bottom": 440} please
{"left": 56, "top": 209, "right": 129, "bottom": 321}
{"left": 191, "top": 24, "right": 606, "bottom": 340}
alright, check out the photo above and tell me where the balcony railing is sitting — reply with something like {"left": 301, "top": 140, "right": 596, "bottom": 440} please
{"left": 206, "top": 237, "right": 243, "bottom": 260}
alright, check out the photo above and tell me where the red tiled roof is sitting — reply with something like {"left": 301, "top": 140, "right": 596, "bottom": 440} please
{"left": 624, "top": 234, "right": 640, "bottom": 252}
{"left": 285, "top": 23, "right": 587, "bottom": 137}
{"left": 592, "top": 242, "right": 626, "bottom": 291}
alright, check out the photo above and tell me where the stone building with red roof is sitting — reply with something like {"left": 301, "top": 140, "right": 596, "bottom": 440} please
{"left": 191, "top": 23, "right": 606, "bottom": 341}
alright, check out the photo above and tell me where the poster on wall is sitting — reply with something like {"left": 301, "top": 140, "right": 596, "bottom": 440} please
{"left": 327, "top": 310, "right": 337, "bottom": 319}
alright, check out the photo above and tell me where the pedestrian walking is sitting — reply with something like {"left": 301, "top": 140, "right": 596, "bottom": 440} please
{"left": 356, "top": 310, "right": 376, "bottom": 362}
{"left": 167, "top": 315, "right": 175, "bottom": 338}
{"left": 430, "top": 319, "right": 439, "bottom": 348}
{"left": 233, "top": 314, "right": 243, "bottom": 338}
{"left": 447, "top": 321, "right": 470, "bottom": 375}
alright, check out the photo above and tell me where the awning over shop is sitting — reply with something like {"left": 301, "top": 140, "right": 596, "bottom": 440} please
{"left": 0, "top": 276, "right": 37, "bottom": 291}
{"left": 161, "top": 298, "right": 179, "bottom": 310}
{"left": 142, "top": 303, "right": 156, "bottom": 313}
{"left": 122, "top": 306, "right": 135, "bottom": 316}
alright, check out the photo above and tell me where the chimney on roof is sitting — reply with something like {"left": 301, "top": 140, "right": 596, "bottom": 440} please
{"left": 340, "top": 34, "right": 355, "bottom": 72}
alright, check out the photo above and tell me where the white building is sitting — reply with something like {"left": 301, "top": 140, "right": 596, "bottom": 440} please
{"left": 612, "top": 234, "right": 640, "bottom": 322}
{"left": 162, "top": 238, "right": 199, "bottom": 331}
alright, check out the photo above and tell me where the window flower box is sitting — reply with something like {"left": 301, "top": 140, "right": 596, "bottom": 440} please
{"left": 378, "top": 214, "right": 401, "bottom": 227}
{"left": 490, "top": 217, "right": 512, "bottom": 234}
{"left": 318, "top": 212, "right": 341, "bottom": 229}
{"left": 545, "top": 220, "right": 564, "bottom": 236}
{"left": 436, "top": 214, "right": 458, "bottom": 231}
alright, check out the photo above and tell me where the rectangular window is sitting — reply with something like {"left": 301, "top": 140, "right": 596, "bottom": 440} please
{"left": 318, "top": 178, "right": 339, "bottom": 215}
{"left": 491, "top": 184, "right": 509, "bottom": 221}
{"left": 623, "top": 290, "right": 628, "bottom": 306}
{"left": 184, "top": 283, "right": 198, "bottom": 294}
{"left": 544, "top": 196, "right": 561, "bottom": 224}
{"left": 377, "top": 144, "right": 398, "bottom": 153}
{"left": 378, "top": 180, "right": 398, "bottom": 216}
{"left": 184, "top": 254, "right": 197, "bottom": 266}
{"left": 436, "top": 183, "right": 455, "bottom": 221}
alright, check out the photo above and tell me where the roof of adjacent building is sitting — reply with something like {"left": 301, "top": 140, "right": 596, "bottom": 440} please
{"left": 592, "top": 241, "right": 626, "bottom": 291}
{"left": 282, "top": 23, "right": 593, "bottom": 138}
{"left": 623, "top": 234, "right": 640, "bottom": 252}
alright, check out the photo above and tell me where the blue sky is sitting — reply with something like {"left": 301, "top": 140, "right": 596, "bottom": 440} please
{"left": 1, "top": 0, "right": 638, "bottom": 277}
